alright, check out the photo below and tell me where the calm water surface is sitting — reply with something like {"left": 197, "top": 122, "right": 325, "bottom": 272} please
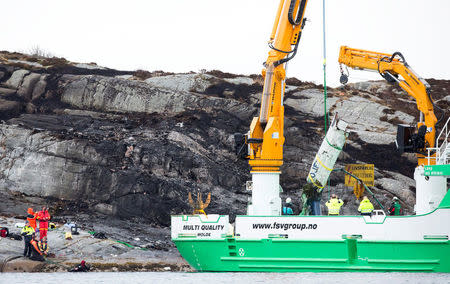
{"left": 2, "top": 272, "right": 450, "bottom": 284}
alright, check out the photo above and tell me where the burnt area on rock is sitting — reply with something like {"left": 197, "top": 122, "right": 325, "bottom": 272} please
{"left": 203, "top": 82, "right": 262, "bottom": 103}
{"left": 343, "top": 137, "right": 415, "bottom": 178}
{"left": 5, "top": 110, "right": 249, "bottom": 226}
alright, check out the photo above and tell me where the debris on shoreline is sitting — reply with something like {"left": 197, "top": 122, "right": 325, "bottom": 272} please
{"left": 0, "top": 215, "right": 191, "bottom": 272}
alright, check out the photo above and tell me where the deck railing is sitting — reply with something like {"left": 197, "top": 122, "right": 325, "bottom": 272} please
{"left": 426, "top": 116, "right": 450, "bottom": 165}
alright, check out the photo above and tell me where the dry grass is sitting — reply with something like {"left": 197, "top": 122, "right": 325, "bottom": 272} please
{"left": 134, "top": 69, "right": 153, "bottom": 80}
{"left": 28, "top": 46, "right": 54, "bottom": 58}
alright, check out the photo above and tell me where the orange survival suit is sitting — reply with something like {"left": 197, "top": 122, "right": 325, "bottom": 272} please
{"left": 27, "top": 208, "right": 37, "bottom": 231}
{"left": 37, "top": 208, "right": 51, "bottom": 240}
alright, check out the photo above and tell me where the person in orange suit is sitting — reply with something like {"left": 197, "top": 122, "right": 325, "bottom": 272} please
{"left": 37, "top": 206, "right": 51, "bottom": 240}
{"left": 26, "top": 208, "right": 37, "bottom": 231}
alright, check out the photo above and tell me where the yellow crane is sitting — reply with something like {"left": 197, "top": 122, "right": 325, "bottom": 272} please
{"left": 338, "top": 46, "right": 440, "bottom": 166}
{"left": 235, "top": 0, "right": 308, "bottom": 215}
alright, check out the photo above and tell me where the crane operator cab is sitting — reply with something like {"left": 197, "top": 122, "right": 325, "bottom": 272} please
{"left": 396, "top": 124, "right": 428, "bottom": 155}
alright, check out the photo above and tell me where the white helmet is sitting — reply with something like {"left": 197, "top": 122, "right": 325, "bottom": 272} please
{"left": 286, "top": 197, "right": 292, "bottom": 204}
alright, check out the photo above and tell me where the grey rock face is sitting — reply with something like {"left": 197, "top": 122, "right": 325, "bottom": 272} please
{"left": 0, "top": 61, "right": 448, "bottom": 224}
{"left": 145, "top": 73, "right": 218, "bottom": 93}
{"left": 61, "top": 76, "right": 253, "bottom": 121}
{"left": 0, "top": 112, "right": 249, "bottom": 225}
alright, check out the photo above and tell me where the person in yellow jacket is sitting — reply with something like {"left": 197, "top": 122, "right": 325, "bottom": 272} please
{"left": 325, "top": 194, "right": 344, "bottom": 215}
{"left": 358, "top": 196, "right": 374, "bottom": 216}
{"left": 21, "top": 221, "right": 35, "bottom": 257}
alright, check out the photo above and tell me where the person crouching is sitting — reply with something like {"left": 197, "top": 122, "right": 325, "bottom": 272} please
{"left": 38, "top": 236, "right": 49, "bottom": 257}
{"left": 30, "top": 234, "right": 45, "bottom": 261}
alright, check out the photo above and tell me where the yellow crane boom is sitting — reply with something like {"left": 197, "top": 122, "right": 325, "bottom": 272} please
{"left": 248, "top": 0, "right": 308, "bottom": 173}
{"left": 234, "top": 0, "right": 308, "bottom": 215}
{"left": 338, "top": 46, "right": 438, "bottom": 166}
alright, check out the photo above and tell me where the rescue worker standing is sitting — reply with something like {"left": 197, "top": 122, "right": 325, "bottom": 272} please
{"left": 21, "top": 221, "right": 35, "bottom": 257}
{"left": 282, "top": 198, "right": 294, "bottom": 215}
{"left": 26, "top": 208, "right": 37, "bottom": 231}
{"left": 358, "top": 196, "right": 374, "bottom": 216}
{"left": 325, "top": 194, "right": 344, "bottom": 215}
{"left": 37, "top": 206, "right": 51, "bottom": 240}
{"left": 389, "top": 197, "right": 402, "bottom": 215}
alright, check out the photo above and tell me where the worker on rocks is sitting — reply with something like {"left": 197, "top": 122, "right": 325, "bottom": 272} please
{"left": 358, "top": 196, "right": 374, "bottom": 216}
{"left": 325, "top": 194, "right": 344, "bottom": 215}
{"left": 37, "top": 206, "right": 51, "bottom": 240}
{"left": 389, "top": 197, "right": 402, "bottom": 215}
{"left": 282, "top": 198, "right": 294, "bottom": 215}
{"left": 69, "top": 260, "right": 90, "bottom": 272}
{"left": 26, "top": 208, "right": 37, "bottom": 231}
{"left": 21, "top": 221, "right": 35, "bottom": 258}
{"left": 29, "top": 234, "right": 44, "bottom": 261}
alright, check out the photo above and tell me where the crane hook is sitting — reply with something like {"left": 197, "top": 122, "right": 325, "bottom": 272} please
{"left": 339, "top": 64, "right": 349, "bottom": 85}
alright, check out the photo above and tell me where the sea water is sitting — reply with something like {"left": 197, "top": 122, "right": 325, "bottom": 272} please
{"left": 1, "top": 272, "right": 449, "bottom": 284}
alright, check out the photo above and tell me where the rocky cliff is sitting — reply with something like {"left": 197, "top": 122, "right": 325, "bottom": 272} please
{"left": 0, "top": 51, "right": 449, "bottom": 226}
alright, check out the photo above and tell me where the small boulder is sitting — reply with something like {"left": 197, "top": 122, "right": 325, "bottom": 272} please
{"left": 31, "top": 75, "right": 48, "bottom": 101}
{"left": 0, "top": 99, "right": 22, "bottom": 119}
{"left": 25, "top": 102, "right": 36, "bottom": 114}
{"left": 5, "top": 69, "right": 30, "bottom": 89}
{"left": 17, "top": 73, "right": 41, "bottom": 100}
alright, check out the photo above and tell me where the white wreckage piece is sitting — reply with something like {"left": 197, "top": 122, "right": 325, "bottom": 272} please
{"left": 307, "top": 117, "right": 349, "bottom": 191}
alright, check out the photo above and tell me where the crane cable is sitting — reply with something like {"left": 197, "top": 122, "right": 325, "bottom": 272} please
{"left": 322, "top": 0, "right": 332, "bottom": 200}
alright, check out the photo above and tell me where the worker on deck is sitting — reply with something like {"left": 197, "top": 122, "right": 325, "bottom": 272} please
{"left": 37, "top": 206, "right": 51, "bottom": 240}
{"left": 358, "top": 196, "right": 374, "bottom": 216}
{"left": 325, "top": 194, "right": 344, "bottom": 215}
{"left": 389, "top": 197, "right": 402, "bottom": 215}
{"left": 29, "top": 234, "right": 44, "bottom": 261}
{"left": 26, "top": 208, "right": 37, "bottom": 231}
{"left": 21, "top": 221, "right": 35, "bottom": 258}
{"left": 282, "top": 198, "right": 294, "bottom": 215}
{"left": 38, "top": 236, "right": 49, "bottom": 256}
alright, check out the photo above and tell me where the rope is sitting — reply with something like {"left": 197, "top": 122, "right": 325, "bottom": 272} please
{"left": 0, "top": 255, "right": 22, "bottom": 272}
{"left": 325, "top": 137, "right": 342, "bottom": 151}
{"left": 88, "top": 231, "right": 147, "bottom": 251}
{"left": 332, "top": 168, "right": 385, "bottom": 211}
{"left": 322, "top": 0, "right": 327, "bottom": 134}
{"left": 45, "top": 258, "right": 71, "bottom": 270}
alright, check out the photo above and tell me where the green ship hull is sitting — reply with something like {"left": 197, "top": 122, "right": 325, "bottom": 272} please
{"left": 174, "top": 238, "right": 450, "bottom": 272}
{"left": 172, "top": 193, "right": 450, "bottom": 272}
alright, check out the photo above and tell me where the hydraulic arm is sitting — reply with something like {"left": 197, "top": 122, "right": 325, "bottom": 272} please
{"left": 235, "top": 0, "right": 308, "bottom": 215}
{"left": 338, "top": 46, "right": 438, "bottom": 166}
{"left": 249, "top": 0, "right": 307, "bottom": 172}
